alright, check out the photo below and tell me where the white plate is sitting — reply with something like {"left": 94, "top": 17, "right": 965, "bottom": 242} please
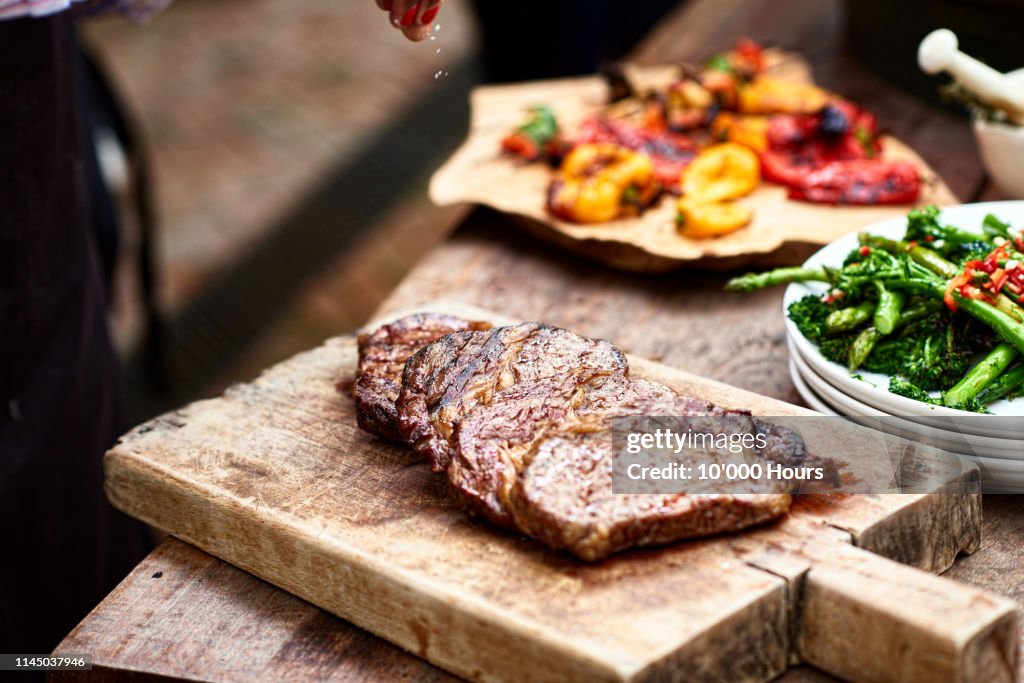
{"left": 782, "top": 200, "right": 1024, "bottom": 440}
{"left": 788, "top": 358, "right": 839, "bottom": 416}
{"left": 965, "top": 453, "right": 1024, "bottom": 490}
{"left": 790, "top": 339, "right": 1024, "bottom": 460}
{"left": 789, "top": 321, "right": 1024, "bottom": 440}
{"left": 790, "top": 356, "right": 1023, "bottom": 490}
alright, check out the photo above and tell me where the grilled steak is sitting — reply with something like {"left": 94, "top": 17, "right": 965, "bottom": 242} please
{"left": 356, "top": 314, "right": 799, "bottom": 561}
{"left": 396, "top": 323, "right": 628, "bottom": 472}
{"left": 448, "top": 375, "right": 678, "bottom": 527}
{"left": 450, "top": 371, "right": 798, "bottom": 557}
{"left": 355, "top": 313, "right": 490, "bottom": 441}
{"left": 508, "top": 406, "right": 799, "bottom": 561}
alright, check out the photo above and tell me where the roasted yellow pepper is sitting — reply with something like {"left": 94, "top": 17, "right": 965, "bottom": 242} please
{"left": 682, "top": 142, "right": 761, "bottom": 203}
{"left": 738, "top": 76, "right": 829, "bottom": 115}
{"left": 677, "top": 142, "right": 760, "bottom": 238}
{"left": 548, "top": 144, "right": 658, "bottom": 223}
{"left": 710, "top": 113, "right": 769, "bottom": 152}
{"left": 677, "top": 197, "right": 754, "bottom": 238}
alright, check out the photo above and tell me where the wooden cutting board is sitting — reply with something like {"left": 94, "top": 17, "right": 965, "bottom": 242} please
{"left": 429, "top": 55, "right": 958, "bottom": 272}
{"left": 104, "top": 302, "right": 1018, "bottom": 683}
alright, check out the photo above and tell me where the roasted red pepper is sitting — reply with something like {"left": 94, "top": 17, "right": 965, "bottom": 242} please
{"left": 766, "top": 100, "right": 879, "bottom": 152}
{"left": 945, "top": 270, "right": 972, "bottom": 311}
{"left": 760, "top": 147, "right": 824, "bottom": 188}
{"left": 759, "top": 99, "right": 919, "bottom": 204}
{"left": 733, "top": 38, "right": 767, "bottom": 74}
{"left": 787, "top": 159, "right": 921, "bottom": 205}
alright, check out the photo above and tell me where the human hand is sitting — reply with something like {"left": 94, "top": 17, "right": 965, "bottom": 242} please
{"left": 375, "top": 0, "right": 443, "bottom": 42}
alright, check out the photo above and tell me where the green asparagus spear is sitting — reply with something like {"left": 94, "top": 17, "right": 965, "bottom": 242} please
{"left": 897, "top": 299, "right": 943, "bottom": 322}
{"left": 983, "top": 213, "right": 1014, "bottom": 241}
{"left": 848, "top": 327, "right": 882, "bottom": 372}
{"left": 826, "top": 300, "right": 875, "bottom": 334}
{"left": 873, "top": 284, "right": 906, "bottom": 335}
{"left": 943, "top": 343, "right": 1019, "bottom": 408}
{"left": 858, "top": 233, "right": 958, "bottom": 277}
{"left": 724, "top": 267, "right": 829, "bottom": 292}
{"left": 977, "top": 363, "right": 1024, "bottom": 404}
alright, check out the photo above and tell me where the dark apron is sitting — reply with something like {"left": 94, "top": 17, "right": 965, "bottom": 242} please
{"left": 0, "top": 13, "right": 148, "bottom": 652}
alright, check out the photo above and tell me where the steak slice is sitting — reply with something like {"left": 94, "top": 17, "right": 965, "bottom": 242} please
{"left": 397, "top": 323, "right": 628, "bottom": 472}
{"left": 355, "top": 313, "right": 490, "bottom": 441}
{"left": 446, "top": 374, "right": 660, "bottom": 527}
{"left": 508, "top": 404, "right": 800, "bottom": 561}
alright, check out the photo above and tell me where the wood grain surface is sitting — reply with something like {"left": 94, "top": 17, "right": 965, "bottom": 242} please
{"left": 52, "top": 496, "right": 1024, "bottom": 683}
{"left": 51, "top": 0, "right": 1024, "bottom": 681}
{"left": 430, "top": 55, "right": 956, "bottom": 272}
{"left": 97, "top": 302, "right": 1013, "bottom": 682}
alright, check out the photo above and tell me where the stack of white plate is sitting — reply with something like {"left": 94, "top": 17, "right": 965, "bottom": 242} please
{"left": 784, "top": 201, "right": 1024, "bottom": 493}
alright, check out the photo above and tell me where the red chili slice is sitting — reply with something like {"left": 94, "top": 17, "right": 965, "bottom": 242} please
{"left": 945, "top": 271, "right": 972, "bottom": 311}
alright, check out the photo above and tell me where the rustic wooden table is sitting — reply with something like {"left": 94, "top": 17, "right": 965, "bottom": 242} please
{"left": 53, "top": 0, "right": 1024, "bottom": 681}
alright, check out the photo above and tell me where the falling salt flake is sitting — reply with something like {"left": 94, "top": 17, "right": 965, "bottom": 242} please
{"left": 435, "top": 48, "right": 441, "bottom": 54}
{"left": 720, "top": 561, "right": 731, "bottom": 570}
{"left": 433, "top": 69, "right": 449, "bottom": 80}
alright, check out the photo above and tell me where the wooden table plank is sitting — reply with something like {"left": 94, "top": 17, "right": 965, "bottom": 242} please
{"left": 53, "top": 0, "right": 1019, "bottom": 680}
{"left": 53, "top": 496, "right": 1023, "bottom": 683}
{"left": 52, "top": 537, "right": 458, "bottom": 683}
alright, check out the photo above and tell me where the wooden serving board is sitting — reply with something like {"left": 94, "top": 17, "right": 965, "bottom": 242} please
{"left": 429, "top": 55, "right": 958, "bottom": 273}
{"left": 104, "top": 303, "right": 1018, "bottom": 683}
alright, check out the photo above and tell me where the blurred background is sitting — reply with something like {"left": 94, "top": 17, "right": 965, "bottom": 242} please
{"left": 86, "top": 0, "right": 688, "bottom": 425}
{"left": 87, "top": 0, "right": 480, "bottom": 424}
{"left": 82, "top": 0, "right": 1024, "bottom": 426}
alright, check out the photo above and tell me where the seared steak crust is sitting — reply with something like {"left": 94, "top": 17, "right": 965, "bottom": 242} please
{"left": 355, "top": 313, "right": 490, "bottom": 441}
{"left": 397, "top": 323, "right": 627, "bottom": 472}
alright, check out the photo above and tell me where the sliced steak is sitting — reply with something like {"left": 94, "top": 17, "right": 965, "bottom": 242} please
{"left": 447, "top": 374, "right": 750, "bottom": 529}
{"left": 446, "top": 374, "right": 651, "bottom": 527}
{"left": 397, "top": 323, "right": 628, "bottom": 472}
{"left": 355, "top": 313, "right": 490, "bottom": 441}
{"left": 508, "top": 407, "right": 799, "bottom": 561}
{"left": 361, "top": 315, "right": 799, "bottom": 561}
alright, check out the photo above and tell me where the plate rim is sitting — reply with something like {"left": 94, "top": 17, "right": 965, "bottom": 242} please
{"left": 789, "top": 338, "right": 1024, "bottom": 458}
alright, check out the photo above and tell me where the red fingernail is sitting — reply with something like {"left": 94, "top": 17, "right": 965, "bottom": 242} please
{"left": 421, "top": 5, "right": 439, "bottom": 24}
{"left": 400, "top": 4, "right": 419, "bottom": 27}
